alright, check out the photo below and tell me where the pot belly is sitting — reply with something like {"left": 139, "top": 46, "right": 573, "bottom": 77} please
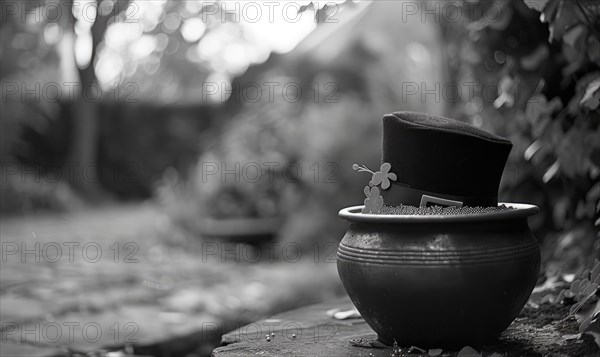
{"left": 337, "top": 222, "right": 540, "bottom": 348}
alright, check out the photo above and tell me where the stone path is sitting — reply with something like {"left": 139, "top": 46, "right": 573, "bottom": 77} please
{"left": 0, "top": 204, "right": 342, "bottom": 357}
{"left": 214, "top": 296, "right": 600, "bottom": 356}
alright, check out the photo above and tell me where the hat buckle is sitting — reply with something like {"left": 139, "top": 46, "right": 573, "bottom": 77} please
{"left": 419, "top": 194, "right": 463, "bottom": 208}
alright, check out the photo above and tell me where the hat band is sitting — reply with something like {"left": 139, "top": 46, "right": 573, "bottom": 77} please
{"left": 380, "top": 183, "right": 497, "bottom": 207}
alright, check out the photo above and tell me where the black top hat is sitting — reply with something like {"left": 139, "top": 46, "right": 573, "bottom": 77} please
{"left": 381, "top": 111, "right": 512, "bottom": 207}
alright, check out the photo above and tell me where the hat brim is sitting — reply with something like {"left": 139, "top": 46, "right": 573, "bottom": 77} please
{"left": 339, "top": 203, "right": 539, "bottom": 223}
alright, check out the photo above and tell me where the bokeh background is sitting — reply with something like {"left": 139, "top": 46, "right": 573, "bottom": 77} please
{"left": 1, "top": 1, "right": 599, "bottom": 356}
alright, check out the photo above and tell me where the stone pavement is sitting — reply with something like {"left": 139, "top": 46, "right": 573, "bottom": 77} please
{"left": 213, "top": 296, "right": 600, "bottom": 356}
{"left": 0, "top": 204, "right": 342, "bottom": 357}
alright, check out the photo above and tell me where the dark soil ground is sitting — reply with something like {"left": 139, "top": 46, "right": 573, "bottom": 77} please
{"left": 489, "top": 302, "right": 599, "bottom": 356}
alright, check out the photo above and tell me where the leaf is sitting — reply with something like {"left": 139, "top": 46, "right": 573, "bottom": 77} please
{"left": 371, "top": 187, "right": 380, "bottom": 198}
{"left": 333, "top": 309, "right": 361, "bottom": 319}
{"left": 582, "top": 283, "right": 598, "bottom": 297}
{"left": 571, "top": 279, "right": 582, "bottom": 294}
{"left": 563, "top": 26, "right": 586, "bottom": 51}
{"left": 457, "top": 346, "right": 481, "bottom": 357}
{"left": 372, "top": 196, "right": 383, "bottom": 213}
{"left": 362, "top": 198, "right": 371, "bottom": 214}
{"left": 587, "top": 183, "right": 600, "bottom": 203}
{"left": 556, "top": 289, "right": 566, "bottom": 304}
{"left": 577, "top": 300, "right": 600, "bottom": 333}
{"left": 524, "top": 0, "right": 554, "bottom": 13}
{"left": 369, "top": 340, "right": 387, "bottom": 348}
{"left": 524, "top": 94, "right": 561, "bottom": 138}
{"left": 562, "top": 333, "right": 581, "bottom": 340}
{"left": 533, "top": 275, "right": 563, "bottom": 294}
{"left": 362, "top": 186, "right": 383, "bottom": 214}
{"left": 591, "top": 260, "right": 600, "bottom": 284}
{"left": 408, "top": 346, "right": 426, "bottom": 353}
{"left": 588, "top": 36, "right": 600, "bottom": 63}
{"left": 488, "top": 2, "right": 513, "bottom": 30}
{"left": 543, "top": 289, "right": 567, "bottom": 304}
{"left": 584, "top": 318, "right": 600, "bottom": 348}
{"left": 533, "top": 116, "right": 551, "bottom": 138}
{"left": 520, "top": 44, "right": 550, "bottom": 71}
{"left": 543, "top": 161, "right": 560, "bottom": 183}
{"left": 539, "top": 0, "right": 561, "bottom": 23}
{"left": 528, "top": 300, "right": 540, "bottom": 308}
{"left": 494, "top": 76, "right": 516, "bottom": 108}
{"left": 580, "top": 78, "right": 600, "bottom": 110}
{"left": 297, "top": 2, "right": 315, "bottom": 14}
{"left": 547, "top": 1, "right": 582, "bottom": 42}
{"left": 525, "top": 0, "right": 584, "bottom": 42}
{"left": 380, "top": 180, "right": 390, "bottom": 190}
{"left": 371, "top": 171, "right": 384, "bottom": 186}
{"left": 580, "top": 279, "right": 591, "bottom": 292}
{"left": 570, "top": 290, "right": 597, "bottom": 316}
{"left": 428, "top": 349, "right": 443, "bottom": 356}
{"left": 562, "top": 27, "right": 587, "bottom": 73}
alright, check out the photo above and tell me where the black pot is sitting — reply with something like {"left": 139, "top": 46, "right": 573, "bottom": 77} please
{"left": 337, "top": 203, "right": 540, "bottom": 349}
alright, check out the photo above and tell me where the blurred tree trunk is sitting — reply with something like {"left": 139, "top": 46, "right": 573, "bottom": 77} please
{"left": 63, "top": 0, "right": 130, "bottom": 198}
{"left": 70, "top": 59, "right": 100, "bottom": 196}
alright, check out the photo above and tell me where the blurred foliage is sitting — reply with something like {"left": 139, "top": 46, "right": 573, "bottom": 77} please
{"left": 4, "top": 0, "right": 598, "bottom": 271}
{"left": 0, "top": 0, "right": 71, "bottom": 213}
{"left": 158, "top": 1, "right": 446, "bottom": 249}
{"left": 158, "top": 88, "right": 382, "bottom": 248}
{"left": 442, "top": 0, "right": 600, "bottom": 271}
{"left": 0, "top": 0, "right": 253, "bottom": 212}
{"left": 550, "top": 259, "right": 600, "bottom": 344}
{"left": 563, "top": 259, "right": 599, "bottom": 314}
{"left": 162, "top": 0, "right": 599, "bottom": 264}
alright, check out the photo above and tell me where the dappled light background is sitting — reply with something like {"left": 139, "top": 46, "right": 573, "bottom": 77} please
{"left": 1, "top": 1, "right": 599, "bottom": 356}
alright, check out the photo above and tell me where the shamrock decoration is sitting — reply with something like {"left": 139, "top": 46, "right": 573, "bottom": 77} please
{"left": 362, "top": 186, "right": 383, "bottom": 214}
{"left": 369, "top": 163, "right": 397, "bottom": 189}
{"left": 353, "top": 162, "right": 397, "bottom": 214}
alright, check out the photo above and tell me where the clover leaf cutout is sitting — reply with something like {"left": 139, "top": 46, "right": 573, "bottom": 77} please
{"left": 353, "top": 162, "right": 398, "bottom": 213}
{"left": 369, "top": 163, "right": 397, "bottom": 190}
{"left": 362, "top": 186, "right": 383, "bottom": 214}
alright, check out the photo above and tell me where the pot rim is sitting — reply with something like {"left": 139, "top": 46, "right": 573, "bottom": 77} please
{"left": 339, "top": 202, "right": 539, "bottom": 223}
